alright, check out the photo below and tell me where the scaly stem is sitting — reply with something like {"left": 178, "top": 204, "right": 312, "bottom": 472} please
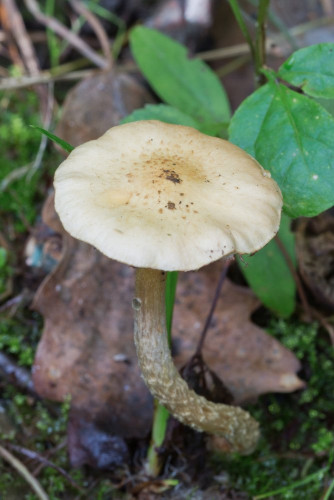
{"left": 133, "top": 268, "right": 260, "bottom": 455}
{"left": 146, "top": 271, "right": 178, "bottom": 476}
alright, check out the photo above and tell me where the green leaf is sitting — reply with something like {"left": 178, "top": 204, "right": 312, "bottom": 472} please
{"left": 121, "top": 104, "right": 200, "bottom": 128}
{"left": 278, "top": 43, "right": 334, "bottom": 99}
{"left": 121, "top": 104, "right": 228, "bottom": 137}
{"left": 229, "top": 82, "right": 334, "bottom": 217}
{"left": 130, "top": 26, "right": 231, "bottom": 124}
{"left": 30, "top": 126, "right": 74, "bottom": 152}
{"left": 238, "top": 214, "right": 296, "bottom": 317}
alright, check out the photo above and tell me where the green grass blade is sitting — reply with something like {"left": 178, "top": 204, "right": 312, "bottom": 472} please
{"left": 30, "top": 126, "right": 74, "bottom": 153}
{"left": 254, "top": 467, "right": 328, "bottom": 499}
{"left": 166, "top": 271, "right": 178, "bottom": 348}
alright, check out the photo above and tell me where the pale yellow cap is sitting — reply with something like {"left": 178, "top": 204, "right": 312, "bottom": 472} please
{"left": 54, "top": 120, "right": 282, "bottom": 271}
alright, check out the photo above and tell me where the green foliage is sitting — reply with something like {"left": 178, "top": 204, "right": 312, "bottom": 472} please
{"left": 129, "top": 28, "right": 334, "bottom": 315}
{"left": 229, "top": 80, "right": 334, "bottom": 218}
{"left": 121, "top": 104, "right": 201, "bottom": 128}
{"left": 238, "top": 213, "right": 296, "bottom": 317}
{"left": 278, "top": 43, "right": 334, "bottom": 98}
{"left": 0, "top": 315, "right": 41, "bottom": 366}
{"left": 0, "top": 90, "right": 42, "bottom": 230}
{"left": 122, "top": 104, "right": 228, "bottom": 137}
{"left": 0, "top": 88, "right": 61, "bottom": 232}
{"left": 0, "top": 248, "right": 11, "bottom": 296}
{"left": 31, "top": 125, "right": 74, "bottom": 153}
{"left": 130, "top": 27, "right": 231, "bottom": 127}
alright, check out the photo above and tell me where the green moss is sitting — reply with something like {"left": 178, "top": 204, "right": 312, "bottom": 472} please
{"left": 212, "top": 318, "right": 334, "bottom": 499}
{"left": 0, "top": 315, "right": 41, "bottom": 367}
{"left": 0, "top": 85, "right": 61, "bottom": 232}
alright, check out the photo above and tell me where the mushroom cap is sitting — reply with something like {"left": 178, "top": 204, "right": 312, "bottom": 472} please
{"left": 54, "top": 120, "right": 282, "bottom": 271}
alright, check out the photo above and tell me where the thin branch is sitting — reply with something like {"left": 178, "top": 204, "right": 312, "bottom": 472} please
{"left": 23, "top": 0, "right": 108, "bottom": 68}
{"left": 195, "top": 259, "right": 233, "bottom": 356}
{"left": 3, "top": 0, "right": 40, "bottom": 75}
{"left": 0, "top": 445, "right": 49, "bottom": 500}
{"left": 5, "top": 443, "right": 86, "bottom": 493}
{"left": 0, "top": 351, "right": 36, "bottom": 395}
{"left": 69, "top": 0, "right": 112, "bottom": 69}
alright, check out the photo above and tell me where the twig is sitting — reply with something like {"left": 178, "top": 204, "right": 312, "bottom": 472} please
{"left": 2, "top": 0, "right": 50, "bottom": 117}
{"left": 0, "top": 69, "right": 101, "bottom": 91}
{"left": 0, "top": 351, "right": 36, "bottom": 395}
{"left": 0, "top": 293, "right": 25, "bottom": 312}
{"left": 0, "top": 444, "right": 49, "bottom": 500}
{"left": 23, "top": 0, "right": 108, "bottom": 68}
{"left": 5, "top": 442, "right": 86, "bottom": 493}
{"left": 195, "top": 259, "right": 233, "bottom": 356}
{"left": 69, "top": 0, "right": 112, "bottom": 69}
{"left": 0, "top": 1, "right": 25, "bottom": 69}
{"left": 3, "top": 0, "right": 40, "bottom": 76}
{"left": 28, "top": 82, "right": 55, "bottom": 179}
{"left": 32, "top": 439, "right": 67, "bottom": 476}
{"left": 274, "top": 235, "right": 311, "bottom": 320}
{"left": 1, "top": 14, "right": 333, "bottom": 91}
{"left": 309, "top": 307, "right": 334, "bottom": 345}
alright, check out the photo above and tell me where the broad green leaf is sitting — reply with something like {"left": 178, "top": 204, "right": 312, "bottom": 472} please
{"left": 121, "top": 104, "right": 228, "bottom": 137}
{"left": 121, "top": 104, "right": 200, "bottom": 128}
{"left": 238, "top": 214, "right": 296, "bottom": 317}
{"left": 278, "top": 43, "right": 334, "bottom": 99}
{"left": 130, "top": 26, "right": 231, "bottom": 124}
{"left": 229, "top": 82, "right": 334, "bottom": 217}
{"left": 31, "top": 126, "right": 74, "bottom": 152}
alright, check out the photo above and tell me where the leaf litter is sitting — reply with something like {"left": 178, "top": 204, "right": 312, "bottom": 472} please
{"left": 31, "top": 193, "right": 305, "bottom": 468}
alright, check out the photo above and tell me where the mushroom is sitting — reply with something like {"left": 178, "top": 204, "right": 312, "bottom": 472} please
{"left": 54, "top": 120, "right": 283, "bottom": 454}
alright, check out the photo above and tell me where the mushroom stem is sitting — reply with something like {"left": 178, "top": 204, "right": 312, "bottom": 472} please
{"left": 133, "top": 268, "right": 260, "bottom": 454}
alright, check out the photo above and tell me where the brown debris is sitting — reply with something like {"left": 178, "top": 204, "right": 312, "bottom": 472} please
{"left": 296, "top": 213, "right": 334, "bottom": 312}
{"left": 55, "top": 71, "right": 155, "bottom": 147}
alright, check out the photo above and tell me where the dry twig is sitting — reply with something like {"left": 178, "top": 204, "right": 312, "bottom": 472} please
{"left": 0, "top": 444, "right": 49, "bottom": 500}
{"left": 70, "top": 0, "right": 112, "bottom": 69}
{"left": 5, "top": 442, "right": 86, "bottom": 493}
{"left": 3, "top": 0, "right": 40, "bottom": 75}
{"left": 23, "top": 0, "right": 108, "bottom": 68}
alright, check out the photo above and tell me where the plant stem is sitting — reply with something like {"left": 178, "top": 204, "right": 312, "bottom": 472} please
{"left": 228, "top": 0, "right": 256, "bottom": 61}
{"left": 133, "top": 268, "right": 260, "bottom": 455}
{"left": 254, "top": 0, "right": 270, "bottom": 85}
{"left": 195, "top": 260, "right": 231, "bottom": 356}
{"left": 145, "top": 270, "right": 178, "bottom": 476}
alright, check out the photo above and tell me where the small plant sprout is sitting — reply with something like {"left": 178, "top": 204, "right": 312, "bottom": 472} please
{"left": 54, "top": 120, "right": 282, "bottom": 454}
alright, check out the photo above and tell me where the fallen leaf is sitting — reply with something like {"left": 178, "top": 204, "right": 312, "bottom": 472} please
{"left": 173, "top": 264, "right": 305, "bottom": 404}
{"left": 32, "top": 195, "right": 304, "bottom": 466}
{"left": 55, "top": 70, "right": 155, "bottom": 147}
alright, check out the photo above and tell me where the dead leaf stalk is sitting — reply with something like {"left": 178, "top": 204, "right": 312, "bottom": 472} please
{"left": 0, "top": 444, "right": 49, "bottom": 500}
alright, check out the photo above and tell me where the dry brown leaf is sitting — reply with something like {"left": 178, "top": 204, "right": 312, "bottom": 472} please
{"left": 173, "top": 263, "right": 305, "bottom": 404}
{"left": 55, "top": 70, "right": 155, "bottom": 147}
{"left": 32, "top": 195, "right": 304, "bottom": 465}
